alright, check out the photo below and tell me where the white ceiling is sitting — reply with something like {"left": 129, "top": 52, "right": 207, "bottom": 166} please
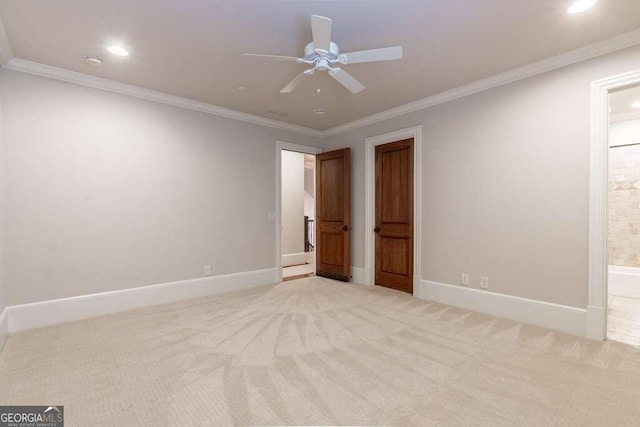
{"left": 1, "top": 0, "right": 640, "bottom": 130}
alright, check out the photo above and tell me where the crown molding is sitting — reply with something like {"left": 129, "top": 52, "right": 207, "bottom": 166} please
{"left": 4, "top": 58, "right": 324, "bottom": 138}
{"left": 323, "top": 28, "right": 640, "bottom": 137}
{"left": 0, "top": 15, "right": 13, "bottom": 65}
{"left": 5, "top": 27, "right": 640, "bottom": 139}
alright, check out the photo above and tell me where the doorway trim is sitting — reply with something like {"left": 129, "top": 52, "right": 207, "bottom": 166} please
{"left": 588, "top": 69, "right": 640, "bottom": 340}
{"left": 364, "top": 126, "right": 423, "bottom": 295}
{"left": 275, "top": 141, "right": 323, "bottom": 284}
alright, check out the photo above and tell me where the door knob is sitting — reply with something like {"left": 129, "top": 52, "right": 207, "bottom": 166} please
{"left": 374, "top": 226, "right": 380, "bottom": 233}
{"left": 342, "top": 225, "right": 352, "bottom": 231}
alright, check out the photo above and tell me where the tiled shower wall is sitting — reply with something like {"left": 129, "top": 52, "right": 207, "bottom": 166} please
{"left": 609, "top": 144, "right": 640, "bottom": 267}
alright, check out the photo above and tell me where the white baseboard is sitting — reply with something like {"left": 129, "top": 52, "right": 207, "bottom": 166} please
{"left": 0, "top": 307, "right": 8, "bottom": 352}
{"left": 351, "top": 267, "right": 368, "bottom": 285}
{"left": 8, "top": 268, "right": 276, "bottom": 333}
{"left": 586, "top": 305, "right": 606, "bottom": 340}
{"left": 282, "top": 252, "right": 313, "bottom": 267}
{"left": 608, "top": 265, "right": 640, "bottom": 299}
{"left": 413, "top": 276, "right": 422, "bottom": 298}
{"left": 419, "top": 280, "right": 587, "bottom": 337}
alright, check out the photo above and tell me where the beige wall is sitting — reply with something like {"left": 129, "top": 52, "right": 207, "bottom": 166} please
{"left": 4, "top": 43, "right": 640, "bottom": 311}
{"left": 1, "top": 69, "right": 323, "bottom": 306}
{"left": 281, "top": 150, "right": 305, "bottom": 255}
{"left": 0, "top": 68, "right": 6, "bottom": 350}
{"left": 304, "top": 159, "right": 315, "bottom": 221}
{"left": 324, "top": 44, "right": 640, "bottom": 308}
{"left": 0, "top": 68, "right": 4, "bottom": 313}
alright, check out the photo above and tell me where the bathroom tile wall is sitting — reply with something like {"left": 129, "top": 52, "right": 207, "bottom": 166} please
{"left": 609, "top": 119, "right": 640, "bottom": 267}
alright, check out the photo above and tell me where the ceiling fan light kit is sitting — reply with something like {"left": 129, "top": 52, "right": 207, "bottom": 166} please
{"left": 243, "top": 15, "right": 403, "bottom": 95}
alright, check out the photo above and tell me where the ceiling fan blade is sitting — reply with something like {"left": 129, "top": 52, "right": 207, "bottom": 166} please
{"left": 311, "top": 15, "right": 332, "bottom": 52}
{"left": 280, "top": 72, "right": 311, "bottom": 93}
{"left": 339, "top": 46, "right": 403, "bottom": 65}
{"left": 243, "top": 53, "right": 302, "bottom": 62}
{"left": 329, "top": 68, "right": 365, "bottom": 94}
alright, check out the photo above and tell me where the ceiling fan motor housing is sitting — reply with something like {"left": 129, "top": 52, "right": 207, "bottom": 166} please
{"left": 304, "top": 41, "right": 339, "bottom": 60}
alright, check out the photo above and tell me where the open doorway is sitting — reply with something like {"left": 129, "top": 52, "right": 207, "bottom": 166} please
{"left": 281, "top": 149, "right": 317, "bottom": 280}
{"left": 607, "top": 83, "right": 640, "bottom": 346}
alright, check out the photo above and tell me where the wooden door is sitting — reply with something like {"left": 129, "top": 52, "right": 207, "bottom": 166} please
{"left": 375, "top": 139, "right": 414, "bottom": 293}
{"left": 316, "top": 148, "right": 351, "bottom": 281}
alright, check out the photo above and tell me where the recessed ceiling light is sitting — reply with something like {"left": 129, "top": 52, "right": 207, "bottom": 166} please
{"left": 567, "top": 0, "right": 597, "bottom": 14}
{"left": 631, "top": 101, "right": 640, "bottom": 109}
{"left": 107, "top": 45, "right": 129, "bottom": 56}
{"left": 84, "top": 56, "right": 103, "bottom": 66}
{"left": 316, "top": 88, "right": 321, "bottom": 94}
{"left": 237, "top": 86, "right": 246, "bottom": 91}
{"left": 313, "top": 108, "right": 326, "bottom": 115}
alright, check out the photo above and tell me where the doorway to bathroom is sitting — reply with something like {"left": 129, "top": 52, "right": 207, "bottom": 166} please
{"left": 607, "top": 83, "right": 640, "bottom": 346}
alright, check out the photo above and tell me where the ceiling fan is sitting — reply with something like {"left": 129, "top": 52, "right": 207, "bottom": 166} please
{"left": 243, "top": 15, "right": 403, "bottom": 94}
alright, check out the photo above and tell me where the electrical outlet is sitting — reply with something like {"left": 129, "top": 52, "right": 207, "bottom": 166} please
{"left": 204, "top": 265, "right": 212, "bottom": 276}
{"left": 480, "top": 276, "right": 489, "bottom": 289}
{"left": 461, "top": 273, "right": 470, "bottom": 286}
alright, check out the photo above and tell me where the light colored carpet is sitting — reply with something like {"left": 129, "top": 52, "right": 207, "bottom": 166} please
{"left": 1, "top": 276, "right": 640, "bottom": 426}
